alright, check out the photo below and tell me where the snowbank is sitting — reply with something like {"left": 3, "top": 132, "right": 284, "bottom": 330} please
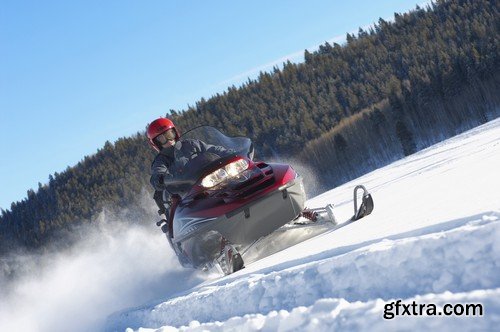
{"left": 110, "top": 212, "right": 500, "bottom": 330}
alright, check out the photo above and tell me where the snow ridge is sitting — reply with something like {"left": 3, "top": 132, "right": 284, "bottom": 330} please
{"left": 110, "top": 212, "right": 500, "bottom": 331}
{"left": 135, "top": 289, "right": 500, "bottom": 332}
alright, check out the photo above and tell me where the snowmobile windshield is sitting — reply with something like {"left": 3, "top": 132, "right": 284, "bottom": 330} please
{"left": 165, "top": 126, "right": 253, "bottom": 194}
{"left": 180, "top": 126, "right": 253, "bottom": 157}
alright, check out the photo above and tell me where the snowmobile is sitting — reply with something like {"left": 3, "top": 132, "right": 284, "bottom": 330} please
{"left": 155, "top": 126, "right": 374, "bottom": 275}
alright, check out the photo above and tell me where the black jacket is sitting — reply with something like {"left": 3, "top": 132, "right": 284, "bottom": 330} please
{"left": 150, "top": 139, "right": 229, "bottom": 192}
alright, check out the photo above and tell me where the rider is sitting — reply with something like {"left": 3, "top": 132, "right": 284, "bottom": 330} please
{"left": 146, "top": 117, "right": 229, "bottom": 217}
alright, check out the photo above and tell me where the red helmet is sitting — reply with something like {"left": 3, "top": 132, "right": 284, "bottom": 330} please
{"left": 146, "top": 117, "right": 180, "bottom": 151}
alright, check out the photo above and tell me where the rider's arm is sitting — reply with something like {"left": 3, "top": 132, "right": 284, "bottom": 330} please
{"left": 150, "top": 154, "right": 174, "bottom": 191}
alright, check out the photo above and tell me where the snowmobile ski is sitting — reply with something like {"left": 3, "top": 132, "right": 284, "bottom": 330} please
{"left": 239, "top": 185, "right": 375, "bottom": 258}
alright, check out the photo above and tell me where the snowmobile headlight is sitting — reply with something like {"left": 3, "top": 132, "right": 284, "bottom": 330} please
{"left": 225, "top": 159, "right": 249, "bottom": 176}
{"left": 201, "top": 159, "right": 249, "bottom": 188}
{"left": 201, "top": 168, "right": 228, "bottom": 188}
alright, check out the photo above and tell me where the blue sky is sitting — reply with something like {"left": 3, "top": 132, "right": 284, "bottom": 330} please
{"left": 0, "top": 0, "right": 429, "bottom": 211}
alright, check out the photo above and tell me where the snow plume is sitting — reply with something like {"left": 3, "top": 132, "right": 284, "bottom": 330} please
{"left": 0, "top": 192, "right": 205, "bottom": 332}
{"left": 268, "top": 157, "right": 324, "bottom": 198}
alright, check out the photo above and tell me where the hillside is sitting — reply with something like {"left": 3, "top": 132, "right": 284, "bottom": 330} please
{"left": 1, "top": 0, "right": 498, "bottom": 253}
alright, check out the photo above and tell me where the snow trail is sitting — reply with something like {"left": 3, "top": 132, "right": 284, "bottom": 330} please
{"left": 110, "top": 212, "right": 500, "bottom": 330}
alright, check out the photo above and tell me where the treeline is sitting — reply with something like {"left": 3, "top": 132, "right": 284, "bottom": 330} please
{"left": 171, "top": 0, "right": 498, "bottom": 158}
{"left": 1, "top": 0, "right": 499, "bottom": 253}
{"left": 300, "top": 76, "right": 499, "bottom": 192}
{"left": 0, "top": 135, "right": 155, "bottom": 252}
{"left": 298, "top": 0, "right": 499, "bottom": 188}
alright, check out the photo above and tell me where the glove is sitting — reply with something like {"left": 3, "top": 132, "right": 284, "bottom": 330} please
{"left": 153, "top": 173, "right": 174, "bottom": 191}
{"left": 158, "top": 206, "right": 168, "bottom": 216}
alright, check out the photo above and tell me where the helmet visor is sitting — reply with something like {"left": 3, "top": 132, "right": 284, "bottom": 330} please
{"left": 154, "top": 128, "right": 176, "bottom": 145}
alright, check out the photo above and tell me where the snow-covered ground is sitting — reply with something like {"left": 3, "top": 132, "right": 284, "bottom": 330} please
{"left": 106, "top": 118, "right": 500, "bottom": 331}
{"left": 1, "top": 119, "right": 499, "bottom": 332}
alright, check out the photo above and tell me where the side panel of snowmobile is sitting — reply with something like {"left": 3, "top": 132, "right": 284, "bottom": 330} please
{"left": 214, "top": 176, "right": 305, "bottom": 245}
{"left": 171, "top": 164, "right": 305, "bottom": 267}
